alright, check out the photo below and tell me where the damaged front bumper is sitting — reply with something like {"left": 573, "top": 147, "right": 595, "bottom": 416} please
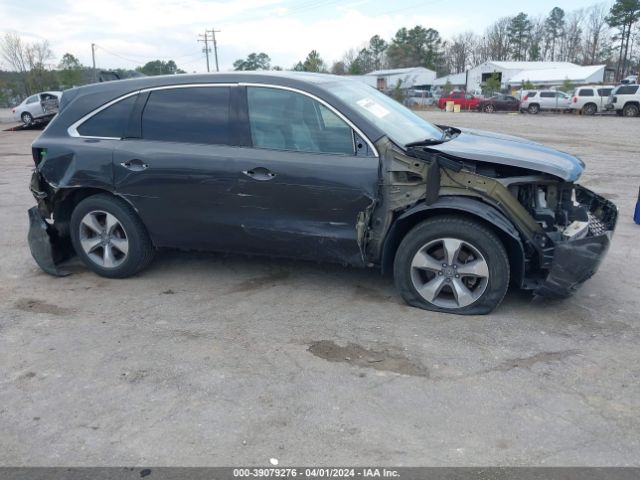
{"left": 535, "top": 186, "right": 618, "bottom": 298}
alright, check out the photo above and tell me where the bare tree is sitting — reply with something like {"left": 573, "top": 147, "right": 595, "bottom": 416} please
{"left": 0, "top": 33, "right": 31, "bottom": 94}
{"left": 484, "top": 17, "right": 512, "bottom": 61}
{"left": 560, "top": 9, "right": 585, "bottom": 62}
{"left": 444, "top": 32, "right": 477, "bottom": 73}
{"left": 583, "top": 3, "right": 611, "bottom": 64}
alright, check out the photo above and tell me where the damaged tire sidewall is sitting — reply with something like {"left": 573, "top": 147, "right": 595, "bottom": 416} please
{"left": 393, "top": 216, "right": 510, "bottom": 315}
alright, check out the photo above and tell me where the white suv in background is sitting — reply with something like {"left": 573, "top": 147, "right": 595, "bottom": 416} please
{"left": 605, "top": 84, "right": 640, "bottom": 117}
{"left": 570, "top": 85, "right": 615, "bottom": 115}
{"left": 520, "top": 90, "right": 571, "bottom": 114}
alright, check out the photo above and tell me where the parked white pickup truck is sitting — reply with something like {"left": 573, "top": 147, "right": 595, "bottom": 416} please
{"left": 12, "top": 91, "right": 62, "bottom": 126}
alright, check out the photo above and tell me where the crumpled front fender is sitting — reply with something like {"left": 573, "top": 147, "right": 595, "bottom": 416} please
{"left": 27, "top": 207, "right": 74, "bottom": 276}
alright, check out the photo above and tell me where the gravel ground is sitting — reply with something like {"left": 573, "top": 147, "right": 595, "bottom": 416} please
{"left": 1, "top": 111, "right": 639, "bottom": 466}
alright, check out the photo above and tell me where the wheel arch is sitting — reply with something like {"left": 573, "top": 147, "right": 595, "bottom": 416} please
{"left": 380, "top": 197, "right": 526, "bottom": 287}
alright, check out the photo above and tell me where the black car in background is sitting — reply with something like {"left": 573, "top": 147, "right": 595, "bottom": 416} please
{"left": 477, "top": 94, "right": 520, "bottom": 113}
{"left": 28, "top": 72, "right": 617, "bottom": 314}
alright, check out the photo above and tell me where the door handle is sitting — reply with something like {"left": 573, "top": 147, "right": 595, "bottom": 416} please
{"left": 120, "top": 159, "right": 149, "bottom": 171}
{"left": 242, "top": 167, "right": 276, "bottom": 181}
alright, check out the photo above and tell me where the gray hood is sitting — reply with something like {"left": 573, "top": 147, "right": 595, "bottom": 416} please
{"left": 428, "top": 128, "right": 584, "bottom": 181}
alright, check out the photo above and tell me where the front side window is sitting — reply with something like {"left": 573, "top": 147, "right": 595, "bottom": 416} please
{"left": 141, "top": 87, "right": 230, "bottom": 145}
{"left": 579, "top": 89, "right": 594, "bottom": 97}
{"left": 540, "top": 92, "right": 554, "bottom": 98}
{"left": 77, "top": 95, "right": 137, "bottom": 138}
{"left": 598, "top": 88, "right": 612, "bottom": 97}
{"left": 247, "top": 87, "right": 354, "bottom": 155}
{"left": 26, "top": 95, "right": 39, "bottom": 104}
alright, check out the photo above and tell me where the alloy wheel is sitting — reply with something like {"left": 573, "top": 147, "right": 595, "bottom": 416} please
{"left": 78, "top": 210, "right": 129, "bottom": 268}
{"left": 485, "top": 105, "right": 495, "bottom": 113}
{"left": 410, "top": 237, "right": 489, "bottom": 309}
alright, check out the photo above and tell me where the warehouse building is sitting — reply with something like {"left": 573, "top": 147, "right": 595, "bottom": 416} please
{"left": 346, "top": 67, "right": 437, "bottom": 90}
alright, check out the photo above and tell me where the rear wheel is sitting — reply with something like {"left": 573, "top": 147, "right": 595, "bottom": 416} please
{"left": 484, "top": 104, "right": 495, "bottom": 113}
{"left": 528, "top": 104, "right": 540, "bottom": 114}
{"left": 21, "top": 112, "right": 33, "bottom": 126}
{"left": 582, "top": 103, "right": 597, "bottom": 115}
{"left": 70, "top": 194, "right": 155, "bottom": 278}
{"left": 623, "top": 103, "right": 639, "bottom": 117}
{"left": 393, "top": 217, "right": 510, "bottom": 315}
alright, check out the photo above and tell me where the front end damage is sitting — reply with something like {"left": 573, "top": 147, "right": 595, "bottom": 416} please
{"left": 366, "top": 136, "right": 617, "bottom": 298}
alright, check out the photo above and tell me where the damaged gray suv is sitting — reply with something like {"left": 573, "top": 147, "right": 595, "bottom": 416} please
{"left": 28, "top": 72, "right": 617, "bottom": 314}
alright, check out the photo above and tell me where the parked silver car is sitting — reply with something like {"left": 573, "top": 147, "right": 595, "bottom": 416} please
{"left": 12, "top": 91, "right": 62, "bottom": 126}
{"left": 520, "top": 90, "right": 571, "bottom": 114}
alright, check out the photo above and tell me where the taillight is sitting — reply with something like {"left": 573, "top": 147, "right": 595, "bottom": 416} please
{"left": 12, "top": 108, "right": 15, "bottom": 113}
{"left": 572, "top": 97, "right": 577, "bottom": 103}
{"left": 32, "top": 147, "right": 47, "bottom": 167}
{"left": 523, "top": 95, "right": 529, "bottom": 101}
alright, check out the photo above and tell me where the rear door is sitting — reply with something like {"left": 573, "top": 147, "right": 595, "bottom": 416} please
{"left": 113, "top": 85, "right": 244, "bottom": 251}
{"left": 597, "top": 87, "right": 613, "bottom": 109}
{"left": 226, "top": 85, "right": 379, "bottom": 266}
{"left": 504, "top": 95, "right": 519, "bottom": 111}
{"left": 539, "top": 91, "right": 555, "bottom": 109}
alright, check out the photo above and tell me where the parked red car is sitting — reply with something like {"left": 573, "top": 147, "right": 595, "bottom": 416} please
{"left": 437, "top": 91, "right": 480, "bottom": 110}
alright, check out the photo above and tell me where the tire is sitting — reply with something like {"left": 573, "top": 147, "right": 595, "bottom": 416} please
{"left": 622, "top": 103, "right": 639, "bottom": 117}
{"left": 484, "top": 104, "right": 495, "bottom": 113}
{"left": 70, "top": 193, "right": 155, "bottom": 278}
{"left": 582, "top": 103, "right": 597, "bottom": 115}
{"left": 21, "top": 112, "right": 33, "bottom": 126}
{"left": 528, "top": 104, "right": 540, "bottom": 114}
{"left": 393, "top": 216, "right": 510, "bottom": 315}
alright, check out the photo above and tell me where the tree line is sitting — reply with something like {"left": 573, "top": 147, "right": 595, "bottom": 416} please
{"left": 232, "top": 1, "right": 640, "bottom": 81}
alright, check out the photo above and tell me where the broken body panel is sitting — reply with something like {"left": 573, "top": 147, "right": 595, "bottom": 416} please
{"left": 28, "top": 72, "right": 617, "bottom": 297}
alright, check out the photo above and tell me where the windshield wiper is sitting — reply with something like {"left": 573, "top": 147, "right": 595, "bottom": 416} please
{"left": 405, "top": 127, "right": 458, "bottom": 148}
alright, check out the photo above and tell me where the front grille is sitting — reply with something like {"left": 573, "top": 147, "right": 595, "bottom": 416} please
{"left": 588, "top": 213, "right": 608, "bottom": 236}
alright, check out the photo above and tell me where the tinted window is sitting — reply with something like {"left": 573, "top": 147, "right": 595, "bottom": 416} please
{"left": 540, "top": 92, "right": 554, "bottom": 98}
{"left": 527, "top": 92, "right": 537, "bottom": 97}
{"left": 579, "top": 89, "right": 594, "bottom": 97}
{"left": 617, "top": 85, "right": 639, "bottom": 95}
{"left": 506, "top": 96, "right": 517, "bottom": 102}
{"left": 142, "top": 87, "right": 230, "bottom": 144}
{"left": 247, "top": 87, "right": 354, "bottom": 155}
{"left": 598, "top": 88, "right": 612, "bottom": 96}
{"left": 78, "top": 95, "right": 137, "bottom": 138}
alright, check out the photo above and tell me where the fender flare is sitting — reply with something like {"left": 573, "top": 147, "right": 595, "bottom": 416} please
{"left": 380, "top": 196, "right": 527, "bottom": 287}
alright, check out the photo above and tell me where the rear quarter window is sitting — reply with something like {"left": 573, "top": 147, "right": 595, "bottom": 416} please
{"left": 578, "top": 89, "right": 594, "bottom": 97}
{"left": 617, "top": 85, "right": 639, "bottom": 95}
{"left": 77, "top": 95, "right": 137, "bottom": 138}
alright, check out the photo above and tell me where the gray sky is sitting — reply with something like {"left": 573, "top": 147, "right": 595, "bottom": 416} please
{"left": 0, "top": 0, "right": 606, "bottom": 72}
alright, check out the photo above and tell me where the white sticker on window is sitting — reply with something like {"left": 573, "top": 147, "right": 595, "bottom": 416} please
{"left": 356, "top": 98, "right": 390, "bottom": 118}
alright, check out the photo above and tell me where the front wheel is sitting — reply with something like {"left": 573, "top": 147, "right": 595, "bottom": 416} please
{"left": 393, "top": 217, "right": 510, "bottom": 315}
{"left": 70, "top": 194, "right": 155, "bottom": 278}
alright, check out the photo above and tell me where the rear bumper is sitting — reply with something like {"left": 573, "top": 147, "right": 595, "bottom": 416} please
{"left": 27, "top": 206, "right": 73, "bottom": 276}
{"left": 535, "top": 186, "right": 618, "bottom": 298}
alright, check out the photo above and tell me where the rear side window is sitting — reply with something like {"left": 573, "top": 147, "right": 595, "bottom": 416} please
{"left": 141, "top": 87, "right": 230, "bottom": 144}
{"left": 540, "top": 92, "right": 554, "bottom": 98}
{"left": 617, "top": 85, "right": 639, "bottom": 95}
{"left": 579, "top": 89, "right": 594, "bottom": 97}
{"left": 526, "top": 92, "right": 537, "bottom": 97}
{"left": 77, "top": 95, "right": 137, "bottom": 138}
{"left": 598, "top": 88, "right": 612, "bottom": 96}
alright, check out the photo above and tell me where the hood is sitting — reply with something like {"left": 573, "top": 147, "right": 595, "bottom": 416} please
{"left": 428, "top": 128, "right": 584, "bottom": 181}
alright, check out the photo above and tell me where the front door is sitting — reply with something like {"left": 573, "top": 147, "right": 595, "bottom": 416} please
{"left": 226, "top": 85, "right": 380, "bottom": 266}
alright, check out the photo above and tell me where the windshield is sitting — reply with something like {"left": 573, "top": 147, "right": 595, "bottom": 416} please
{"left": 328, "top": 81, "right": 443, "bottom": 145}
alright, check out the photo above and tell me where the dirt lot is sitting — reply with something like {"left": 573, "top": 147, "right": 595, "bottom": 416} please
{"left": 1, "top": 112, "right": 639, "bottom": 466}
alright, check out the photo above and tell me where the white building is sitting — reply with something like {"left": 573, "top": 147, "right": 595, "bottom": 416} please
{"left": 507, "top": 64, "right": 608, "bottom": 87}
{"left": 465, "top": 61, "right": 578, "bottom": 92}
{"left": 346, "top": 67, "right": 437, "bottom": 90}
{"left": 431, "top": 72, "right": 467, "bottom": 90}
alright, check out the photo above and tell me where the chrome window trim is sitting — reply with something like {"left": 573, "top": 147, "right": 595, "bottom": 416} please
{"left": 67, "top": 83, "right": 236, "bottom": 140}
{"left": 240, "top": 82, "right": 379, "bottom": 157}
{"left": 67, "top": 82, "right": 379, "bottom": 157}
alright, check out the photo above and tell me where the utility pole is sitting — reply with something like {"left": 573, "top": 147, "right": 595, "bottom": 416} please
{"left": 209, "top": 28, "right": 221, "bottom": 72}
{"left": 91, "top": 43, "right": 96, "bottom": 83}
{"left": 197, "top": 31, "right": 211, "bottom": 72}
